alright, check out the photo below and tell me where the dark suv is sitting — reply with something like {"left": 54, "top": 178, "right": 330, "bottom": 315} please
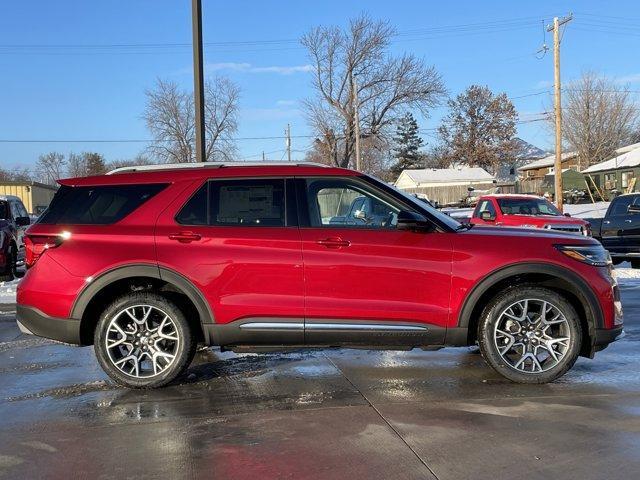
{"left": 16, "top": 163, "right": 623, "bottom": 388}
{"left": 0, "top": 195, "right": 30, "bottom": 281}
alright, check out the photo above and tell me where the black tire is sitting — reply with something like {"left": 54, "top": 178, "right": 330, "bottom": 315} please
{"left": 477, "top": 286, "right": 582, "bottom": 384}
{"left": 94, "top": 292, "right": 197, "bottom": 389}
{"left": 631, "top": 260, "right": 640, "bottom": 269}
{"left": 0, "top": 244, "right": 16, "bottom": 282}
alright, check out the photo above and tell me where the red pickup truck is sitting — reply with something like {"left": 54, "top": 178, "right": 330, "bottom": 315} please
{"left": 470, "top": 194, "right": 591, "bottom": 236}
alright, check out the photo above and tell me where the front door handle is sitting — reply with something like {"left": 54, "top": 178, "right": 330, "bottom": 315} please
{"left": 168, "top": 231, "right": 202, "bottom": 243}
{"left": 317, "top": 237, "right": 351, "bottom": 248}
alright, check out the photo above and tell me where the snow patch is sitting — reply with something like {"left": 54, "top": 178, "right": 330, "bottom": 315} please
{"left": 564, "top": 202, "right": 610, "bottom": 219}
{"left": 0, "top": 279, "right": 20, "bottom": 304}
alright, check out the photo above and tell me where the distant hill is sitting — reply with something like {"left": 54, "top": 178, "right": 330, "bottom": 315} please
{"left": 514, "top": 137, "right": 548, "bottom": 160}
{"left": 495, "top": 138, "right": 549, "bottom": 181}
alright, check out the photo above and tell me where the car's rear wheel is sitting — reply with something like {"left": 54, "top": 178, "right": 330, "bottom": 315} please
{"left": 94, "top": 293, "right": 196, "bottom": 388}
{"left": 0, "top": 244, "right": 16, "bottom": 282}
{"left": 478, "top": 286, "right": 582, "bottom": 383}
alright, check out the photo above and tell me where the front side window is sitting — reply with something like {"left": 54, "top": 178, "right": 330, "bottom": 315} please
{"left": 176, "top": 179, "right": 286, "bottom": 227}
{"left": 475, "top": 200, "right": 496, "bottom": 218}
{"left": 0, "top": 201, "right": 9, "bottom": 220}
{"left": 497, "top": 197, "right": 560, "bottom": 216}
{"left": 306, "top": 178, "right": 400, "bottom": 229}
{"left": 610, "top": 195, "right": 640, "bottom": 216}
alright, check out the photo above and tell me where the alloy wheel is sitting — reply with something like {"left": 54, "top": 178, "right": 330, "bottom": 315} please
{"left": 493, "top": 298, "right": 571, "bottom": 374}
{"left": 105, "top": 305, "right": 180, "bottom": 378}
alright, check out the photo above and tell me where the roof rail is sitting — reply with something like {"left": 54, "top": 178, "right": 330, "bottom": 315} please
{"left": 106, "top": 161, "right": 331, "bottom": 175}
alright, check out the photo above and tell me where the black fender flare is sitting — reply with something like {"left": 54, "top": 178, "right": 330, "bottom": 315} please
{"left": 457, "top": 262, "right": 604, "bottom": 330}
{"left": 70, "top": 264, "right": 214, "bottom": 325}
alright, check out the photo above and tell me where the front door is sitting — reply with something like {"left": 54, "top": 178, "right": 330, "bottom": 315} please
{"left": 297, "top": 177, "right": 452, "bottom": 346}
{"left": 155, "top": 177, "right": 304, "bottom": 345}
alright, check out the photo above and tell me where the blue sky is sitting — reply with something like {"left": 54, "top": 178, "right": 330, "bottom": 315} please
{"left": 1, "top": 0, "right": 640, "bottom": 170}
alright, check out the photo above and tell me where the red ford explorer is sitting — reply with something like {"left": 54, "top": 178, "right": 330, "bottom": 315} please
{"left": 470, "top": 194, "right": 591, "bottom": 236}
{"left": 16, "top": 163, "right": 622, "bottom": 388}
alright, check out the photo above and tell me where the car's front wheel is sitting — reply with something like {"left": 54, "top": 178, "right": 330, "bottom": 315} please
{"left": 478, "top": 286, "right": 582, "bottom": 383}
{"left": 94, "top": 293, "right": 196, "bottom": 388}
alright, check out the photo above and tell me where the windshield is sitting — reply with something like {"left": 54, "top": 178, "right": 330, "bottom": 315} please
{"left": 497, "top": 197, "right": 560, "bottom": 216}
{"left": 364, "top": 175, "right": 462, "bottom": 231}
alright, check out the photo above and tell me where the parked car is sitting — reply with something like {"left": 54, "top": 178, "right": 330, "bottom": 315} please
{"left": 0, "top": 195, "right": 30, "bottom": 281}
{"left": 17, "top": 163, "right": 622, "bottom": 388}
{"left": 470, "top": 194, "right": 591, "bottom": 236}
{"left": 589, "top": 193, "right": 640, "bottom": 268}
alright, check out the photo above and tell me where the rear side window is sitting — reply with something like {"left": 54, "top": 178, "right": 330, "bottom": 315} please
{"left": 38, "top": 184, "right": 167, "bottom": 225}
{"left": 176, "top": 179, "right": 286, "bottom": 227}
{"left": 0, "top": 201, "right": 8, "bottom": 220}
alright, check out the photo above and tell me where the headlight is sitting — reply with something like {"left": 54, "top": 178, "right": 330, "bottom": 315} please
{"left": 556, "top": 244, "right": 611, "bottom": 266}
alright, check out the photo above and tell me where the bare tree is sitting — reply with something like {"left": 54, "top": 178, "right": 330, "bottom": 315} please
{"left": 35, "top": 152, "right": 66, "bottom": 185}
{"left": 143, "top": 77, "right": 239, "bottom": 163}
{"left": 301, "top": 15, "right": 446, "bottom": 169}
{"left": 437, "top": 85, "right": 518, "bottom": 174}
{"left": 560, "top": 71, "right": 639, "bottom": 169}
{"left": 66, "top": 152, "right": 87, "bottom": 177}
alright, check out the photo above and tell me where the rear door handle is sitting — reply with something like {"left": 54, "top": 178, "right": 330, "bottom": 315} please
{"left": 168, "top": 231, "right": 202, "bottom": 243}
{"left": 317, "top": 237, "right": 351, "bottom": 248}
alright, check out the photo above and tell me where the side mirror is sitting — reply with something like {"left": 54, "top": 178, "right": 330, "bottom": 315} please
{"left": 628, "top": 204, "right": 640, "bottom": 214}
{"left": 15, "top": 216, "right": 30, "bottom": 227}
{"left": 564, "top": 212, "right": 572, "bottom": 217}
{"left": 396, "top": 210, "right": 432, "bottom": 231}
{"left": 480, "top": 211, "right": 495, "bottom": 222}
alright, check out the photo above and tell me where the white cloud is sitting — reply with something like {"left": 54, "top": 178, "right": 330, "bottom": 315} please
{"left": 534, "top": 80, "right": 554, "bottom": 89}
{"left": 615, "top": 73, "right": 640, "bottom": 85}
{"left": 205, "top": 62, "right": 313, "bottom": 75}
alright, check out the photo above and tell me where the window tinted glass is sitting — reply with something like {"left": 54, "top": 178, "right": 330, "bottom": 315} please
{"left": 0, "top": 201, "right": 8, "bottom": 220}
{"left": 38, "top": 184, "right": 167, "bottom": 225}
{"left": 611, "top": 195, "right": 640, "bottom": 216}
{"left": 210, "top": 179, "right": 285, "bottom": 226}
{"left": 176, "top": 183, "right": 208, "bottom": 225}
{"left": 497, "top": 198, "right": 560, "bottom": 216}
{"left": 476, "top": 200, "right": 496, "bottom": 217}
{"left": 306, "top": 178, "right": 400, "bottom": 229}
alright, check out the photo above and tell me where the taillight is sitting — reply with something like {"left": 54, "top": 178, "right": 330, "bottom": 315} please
{"left": 25, "top": 234, "right": 66, "bottom": 268}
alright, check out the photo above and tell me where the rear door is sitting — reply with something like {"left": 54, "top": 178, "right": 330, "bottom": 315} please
{"left": 601, "top": 196, "right": 634, "bottom": 252}
{"left": 155, "top": 177, "right": 305, "bottom": 344}
{"left": 297, "top": 176, "right": 452, "bottom": 346}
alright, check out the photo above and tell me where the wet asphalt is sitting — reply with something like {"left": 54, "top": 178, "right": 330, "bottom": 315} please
{"left": 0, "top": 286, "right": 639, "bottom": 480}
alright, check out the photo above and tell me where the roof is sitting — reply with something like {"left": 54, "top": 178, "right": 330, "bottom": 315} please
{"left": 479, "top": 193, "right": 544, "bottom": 200}
{"left": 0, "top": 180, "right": 58, "bottom": 191}
{"left": 518, "top": 152, "right": 578, "bottom": 171}
{"left": 107, "top": 161, "right": 330, "bottom": 175}
{"left": 59, "top": 163, "right": 355, "bottom": 187}
{"left": 397, "top": 167, "right": 494, "bottom": 185}
{"left": 583, "top": 146, "right": 640, "bottom": 174}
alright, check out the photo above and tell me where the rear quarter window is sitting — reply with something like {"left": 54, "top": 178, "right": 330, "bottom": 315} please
{"left": 38, "top": 184, "right": 167, "bottom": 225}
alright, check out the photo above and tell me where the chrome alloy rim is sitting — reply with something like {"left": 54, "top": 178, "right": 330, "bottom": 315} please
{"left": 493, "top": 299, "right": 571, "bottom": 374}
{"left": 105, "top": 305, "right": 180, "bottom": 378}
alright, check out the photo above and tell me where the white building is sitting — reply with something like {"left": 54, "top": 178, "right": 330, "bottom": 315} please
{"left": 395, "top": 167, "right": 495, "bottom": 189}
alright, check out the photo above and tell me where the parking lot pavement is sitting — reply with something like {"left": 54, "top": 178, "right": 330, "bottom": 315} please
{"left": 0, "top": 288, "right": 639, "bottom": 480}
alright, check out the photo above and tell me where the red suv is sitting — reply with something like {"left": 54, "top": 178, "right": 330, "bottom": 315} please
{"left": 16, "top": 163, "right": 623, "bottom": 388}
{"left": 470, "top": 194, "right": 591, "bottom": 236}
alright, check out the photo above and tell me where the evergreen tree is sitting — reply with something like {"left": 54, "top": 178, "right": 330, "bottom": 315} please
{"left": 390, "top": 113, "right": 425, "bottom": 177}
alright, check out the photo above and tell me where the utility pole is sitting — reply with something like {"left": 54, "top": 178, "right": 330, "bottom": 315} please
{"left": 285, "top": 124, "right": 291, "bottom": 162}
{"left": 262, "top": 151, "right": 265, "bottom": 161}
{"left": 352, "top": 74, "right": 362, "bottom": 171}
{"left": 547, "top": 14, "right": 572, "bottom": 211}
{"left": 191, "top": 0, "right": 206, "bottom": 163}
